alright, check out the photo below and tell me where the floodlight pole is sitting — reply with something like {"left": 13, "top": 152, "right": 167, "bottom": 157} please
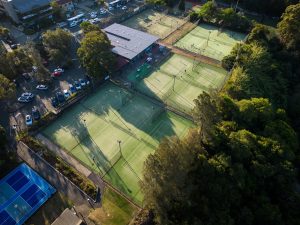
{"left": 172, "top": 75, "right": 176, "bottom": 91}
{"left": 207, "top": 31, "right": 212, "bottom": 46}
{"left": 234, "top": 0, "right": 240, "bottom": 12}
{"left": 117, "top": 140, "right": 123, "bottom": 157}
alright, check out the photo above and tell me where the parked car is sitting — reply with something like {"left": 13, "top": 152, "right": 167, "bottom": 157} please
{"left": 79, "top": 78, "right": 86, "bottom": 86}
{"left": 56, "top": 92, "right": 65, "bottom": 103}
{"left": 69, "top": 84, "right": 77, "bottom": 94}
{"left": 52, "top": 68, "right": 64, "bottom": 77}
{"left": 99, "top": 8, "right": 107, "bottom": 15}
{"left": 69, "top": 21, "right": 78, "bottom": 28}
{"left": 122, "top": 6, "right": 127, "bottom": 10}
{"left": 21, "top": 92, "right": 34, "bottom": 98}
{"left": 90, "top": 11, "right": 97, "bottom": 18}
{"left": 32, "top": 107, "right": 40, "bottom": 120}
{"left": 108, "top": 6, "right": 114, "bottom": 11}
{"left": 22, "top": 73, "right": 31, "bottom": 81}
{"left": 63, "top": 89, "right": 71, "bottom": 99}
{"left": 74, "top": 81, "right": 81, "bottom": 90}
{"left": 25, "top": 115, "right": 33, "bottom": 126}
{"left": 32, "top": 66, "right": 38, "bottom": 73}
{"left": 93, "top": 18, "right": 101, "bottom": 23}
{"left": 36, "top": 84, "right": 48, "bottom": 90}
{"left": 57, "top": 22, "right": 68, "bottom": 28}
{"left": 17, "top": 96, "right": 31, "bottom": 103}
{"left": 51, "top": 97, "right": 59, "bottom": 108}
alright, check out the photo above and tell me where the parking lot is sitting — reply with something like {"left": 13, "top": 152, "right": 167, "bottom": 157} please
{"left": 5, "top": 0, "right": 148, "bottom": 130}
{"left": 11, "top": 57, "right": 88, "bottom": 130}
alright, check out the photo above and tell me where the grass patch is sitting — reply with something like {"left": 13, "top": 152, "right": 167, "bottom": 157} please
{"left": 89, "top": 188, "right": 138, "bottom": 225}
{"left": 25, "top": 192, "right": 72, "bottom": 225}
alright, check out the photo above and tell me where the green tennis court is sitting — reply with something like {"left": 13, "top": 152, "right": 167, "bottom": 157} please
{"left": 127, "top": 54, "right": 227, "bottom": 113}
{"left": 122, "top": 9, "right": 186, "bottom": 39}
{"left": 42, "top": 83, "right": 193, "bottom": 205}
{"left": 174, "top": 23, "right": 246, "bottom": 61}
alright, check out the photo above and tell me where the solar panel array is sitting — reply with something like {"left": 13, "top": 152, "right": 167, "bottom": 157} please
{"left": 0, "top": 164, "right": 56, "bottom": 225}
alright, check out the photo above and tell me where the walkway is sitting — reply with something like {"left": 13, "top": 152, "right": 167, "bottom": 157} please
{"left": 17, "top": 142, "right": 96, "bottom": 224}
{"left": 159, "top": 41, "right": 221, "bottom": 67}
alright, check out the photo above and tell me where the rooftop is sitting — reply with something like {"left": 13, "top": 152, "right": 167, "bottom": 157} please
{"left": 103, "top": 23, "right": 159, "bottom": 60}
{"left": 51, "top": 208, "right": 83, "bottom": 225}
{"left": 11, "top": 0, "right": 51, "bottom": 14}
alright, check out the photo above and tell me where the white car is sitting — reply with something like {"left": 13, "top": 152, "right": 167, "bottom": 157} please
{"left": 69, "top": 21, "right": 78, "bottom": 27}
{"left": 36, "top": 84, "right": 48, "bottom": 90}
{"left": 93, "top": 18, "right": 101, "bottom": 23}
{"left": 25, "top": 115, "right": 33, "bottom": 126}
{"left": 21, "top": 92, "right": 35, "bottom": 98}
{"left": 63, "top": 89, "right": 71, "bottom": 99}
{"left": 122, "top": 6, "right": 127, "bottom": 10}
{"left": 108, "top": 6, "right": 114, "bottom": 11}
{"left": 99, "top": 8, "right": 107, "bottom": 14}
{"left": 82, "top": 18, "right": 88, "bottom": 22}
{"left": 90, "top": 12, "right": 97, "bottom": 18}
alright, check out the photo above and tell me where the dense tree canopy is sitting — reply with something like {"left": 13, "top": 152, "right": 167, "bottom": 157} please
{"left": 0, "top": 74, "right": 16, "bottom": 100}
{"left": 42, "top": 28, "right": 73, "bottom": 65}
{"left": 191, "top": 1, "right": 251, "bottom": 32}
{"left": 142, "top": 3, "right": 300, "bottom": 225}
{"left": 278, "top": 3, "right": 300, "bottom": 52}
{"left": 222, "top": 0, "right": 298, "bottom": 16}
{"left": 0, "top": 47, "right": 32, "bottom": 80}
{"left": 77, "top": 30, "right": 116, "bottom": 79}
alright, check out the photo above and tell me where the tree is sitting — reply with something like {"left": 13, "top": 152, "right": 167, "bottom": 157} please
{"left": 0, "top": 26, "right": 9, "bottom": 40}
{"left": 178, "top": 0, "right": 185, "bottom": 11}
{"left": 24, "top": 43, "right": 51, "bottom": 83}
{"left": 77, "top": 30, "right": 116, "bottom": 79}
{"left": 50, "top": 1, "right": 65, "bottom": 21}
{"left": 80, "top": 21, "right": 101, "bottom": 34}
{"left": 0, "top": 48, "right": 33, "bottom": 80}
{"left": 0, "top": 125, "right": 6, "bottom": 149}
{"left": 0, "top": 74, "right": 16, "bottom": 100}
{"left": 278, "top": 3, "right": 300, "bottom": 51}
{"left": 42, "top": 28, "right": 73, "bottom": 65}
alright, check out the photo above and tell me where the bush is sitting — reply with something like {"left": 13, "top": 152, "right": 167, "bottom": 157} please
{"left": 21, "top": 135, "right": 97, "bottom": 198}
{"left": 28, "top": 112, "right": 57, "bottom": 132}
{"left": 23, "top": 29, "right": 36, "bottom": 35}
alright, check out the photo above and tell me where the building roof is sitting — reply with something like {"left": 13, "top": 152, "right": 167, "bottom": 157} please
{"left": 11, "top": 0, "right": 51, "bottom": 14}
{"left": 51, "top": 208, "right": 83, "bottom": 225}
{"left": 103, "top": 23, "right": 159, "bottom": 60}
{"left": 56, "top": 0, "right": 73, "bottom": 5}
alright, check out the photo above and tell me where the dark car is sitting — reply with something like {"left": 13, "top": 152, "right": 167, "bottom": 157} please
{"left": 17, "top": 96, "right": 32, "bottom": 103}
{"left": 51, "top": 97, "right": 59, "bottom": 108}
{"left": 32, "top": 107, "right": 41, "bottom": 120}
{"left": 22, "top": 73, "right": 31, "bottom": 81}
{"left": 56, "top": 92, "right": 65, "bottom": 103}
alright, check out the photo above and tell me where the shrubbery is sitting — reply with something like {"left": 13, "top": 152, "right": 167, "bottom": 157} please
{"left": 21, "top": 135, "right": 97, "bottom": 198}
{"left": 191, "top": 1, "right": 252, "bottom": 32}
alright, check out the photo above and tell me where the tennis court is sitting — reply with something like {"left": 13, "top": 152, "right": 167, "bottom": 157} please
{"left": 122, "top": 9, "right": 186, "bottom": 39}
{"left": 174, "top": 23, "right": 246, "bottom": 61}
{"left": 42, "top": 83, "right": 193, "bottom": 205}
{"left": 127, "top": 54, "right": 227, "bottom": 113}
{"left": 0, "top": 163, "right": 56, "bottom": 225}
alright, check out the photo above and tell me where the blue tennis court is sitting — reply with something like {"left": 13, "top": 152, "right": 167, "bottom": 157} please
{"left": 0, "top": 163, "right": 56, "bottom": 225}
